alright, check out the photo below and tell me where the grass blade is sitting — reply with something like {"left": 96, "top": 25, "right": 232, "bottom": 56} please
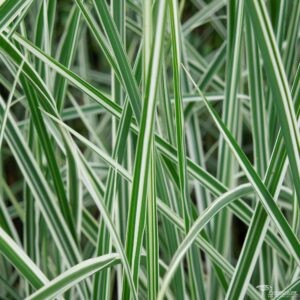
{"left": 26, "top": 254, "right": 120, "bottom": 300}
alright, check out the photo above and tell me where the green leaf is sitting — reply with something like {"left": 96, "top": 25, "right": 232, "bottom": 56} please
{"left": 0, "top": 227, "right": 48, "bottom": 289}
{"left": 26, "top": 255, "right": 120, "bottom": 300}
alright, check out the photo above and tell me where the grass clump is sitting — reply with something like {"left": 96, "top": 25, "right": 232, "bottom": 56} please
{"left": 0, "top": 0, "right": 299, "bottom": 299}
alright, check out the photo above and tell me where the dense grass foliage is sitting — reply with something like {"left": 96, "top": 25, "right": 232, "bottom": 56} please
{"left": 0, "top": 0, "right": 299, "bottom": 299}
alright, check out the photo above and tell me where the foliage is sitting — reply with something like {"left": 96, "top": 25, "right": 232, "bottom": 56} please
{"left": 0, "top": 0, "right": 299, "bottom": 299}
